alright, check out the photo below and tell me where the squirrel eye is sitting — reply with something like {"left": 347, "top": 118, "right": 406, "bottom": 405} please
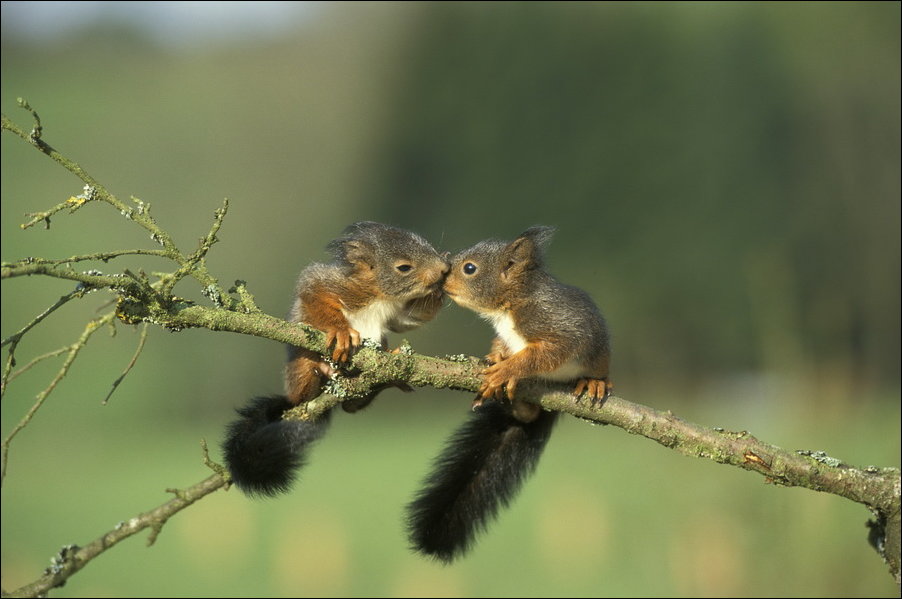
{"left": 396, "top": 263, "right": 413, "bottom": 273}
{"left": 463, "top": 262, "right": 477, "bottom": 275}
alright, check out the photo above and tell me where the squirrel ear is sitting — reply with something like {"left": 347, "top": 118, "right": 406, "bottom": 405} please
{"left": 327, "top": 236, "right": 376, "bottom": 269}
{"left": 343, "top": 240, "right": 375, "bottom": 268}
{"left": 502, "top": 226, "right": 555, "bottom": 277}
{"left": 517, "top": 226, "right": 556, "bottom": 249}
{"left": 343, "top": 221, "right": 383, "bottom": 236}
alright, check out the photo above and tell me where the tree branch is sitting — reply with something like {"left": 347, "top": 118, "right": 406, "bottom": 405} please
{"left": 119, "top": 298, "right": 902, "bottom": 535}
{"left": 25, "top": 274, "right": 902, "bottom": 562}
{"left": 2, "top": 453, "right": 227, "bottom": 598}
{"left": 2, "top": 102, "right": 231, "bottom": 308}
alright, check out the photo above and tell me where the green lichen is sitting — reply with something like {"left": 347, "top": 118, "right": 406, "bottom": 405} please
{"left": 395, "top": 340, "right": 415, "bottom": 356}
{"left": 444, "top": 353, "right": 473, "bottom": 362}
{"left": 798, "top": 449, "right": 844, "bottom": 468}
{"left": 360, "top": 337, "right": 383, "bottom": 350}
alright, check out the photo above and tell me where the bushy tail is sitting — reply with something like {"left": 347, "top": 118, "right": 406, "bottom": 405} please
{"left": 222, "top": 395, "right": 331, "bottom": 497}
{"left": 406, "top": 402, "right": 558, "bottom": 563}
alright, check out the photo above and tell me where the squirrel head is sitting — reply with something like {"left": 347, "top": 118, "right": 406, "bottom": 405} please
{"left": 328, "top": 221, "right": 450, "bottom": 300}
{"left": 444, "top": 226, "right": 555, "bottom": 313}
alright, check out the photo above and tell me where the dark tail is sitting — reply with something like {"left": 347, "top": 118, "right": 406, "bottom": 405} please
{"left": 406, "top": 402, "right": 558, "bottom": 563}
{"left": 222, "top": 395, "right": 331, "bottom": 498}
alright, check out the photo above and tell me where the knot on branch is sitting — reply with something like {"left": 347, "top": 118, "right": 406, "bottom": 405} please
{"left": 46, "top": 544, "right": 80, "bottom": 577}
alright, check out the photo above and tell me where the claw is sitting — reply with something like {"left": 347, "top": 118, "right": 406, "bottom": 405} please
{"left": 573, "top": 377, "right": 612, "bottom": 406}
{"left": 325, "top": 326, "right": 361, "bottom": 363}
{"left": 504, "top": 377, "right": 518, "bottom": 401}
{"left": 485, "top": 351, "right": 504, "bottom": 365}
{"left": 479, "top": 363, "right": 517, "bottom": 401}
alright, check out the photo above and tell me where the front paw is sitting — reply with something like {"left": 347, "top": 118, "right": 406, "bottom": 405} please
{"left": 325, "top": 326, "right": 361, "bottom": 363}
{"left": 484, "top": 351, "right": 505, "bottom": 365}
{"left": 477, "top": 363, "right": 519, "bottom": 401}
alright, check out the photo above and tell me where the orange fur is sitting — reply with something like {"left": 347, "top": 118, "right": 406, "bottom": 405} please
{"left": 285, "top": 349, "right": 330, "bottom": 405}
{"left": 300, "top": 285, "right": 361, "bottom": 363}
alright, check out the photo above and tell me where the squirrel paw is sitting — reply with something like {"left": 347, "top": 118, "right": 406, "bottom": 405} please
{"left": 478, "top": 363, "right": 519, "bottom": 401}
{"left": 325, "top": 326, "right": 361, "bottom": 363}
{"left": 573, "top": 377, "right": 612, "bottom": 405}
{"left": 484, "top": 350, "right": 505, "bottom": 365}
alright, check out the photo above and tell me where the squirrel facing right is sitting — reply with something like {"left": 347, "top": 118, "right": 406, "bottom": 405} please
{"left": 406, "top": 226, "right": 612, "bottom": 562}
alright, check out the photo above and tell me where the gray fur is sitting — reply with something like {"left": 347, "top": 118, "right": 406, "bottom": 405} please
{"left": 449, "top": 226, "right": 609, "bottom": 366}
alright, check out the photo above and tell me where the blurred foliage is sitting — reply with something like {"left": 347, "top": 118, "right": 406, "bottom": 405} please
{"left": 369, "top": 1, "right": 901, "bottom": 391}
{"left": 1, "top": 2, "right": 899, "bottom": 598}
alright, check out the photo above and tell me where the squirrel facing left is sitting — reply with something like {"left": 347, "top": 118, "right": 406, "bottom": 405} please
{"left": 222, "top": 222, "right": 449, "bottom": 497}
{"left": 406, "top": 226, "right": 612, "bottom": 562}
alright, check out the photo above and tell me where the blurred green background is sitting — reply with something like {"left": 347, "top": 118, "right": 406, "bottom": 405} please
{"left": 1, "top": 2, "right": 899, "bottom": 597}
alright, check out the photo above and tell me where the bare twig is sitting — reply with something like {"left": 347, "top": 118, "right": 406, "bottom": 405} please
{"left": 1, "top": 472, "right": 227, "bottom": 598}
{"left": 1, "top": 290, "right": 85, "bottom": 349}
{"left": 1, "top": 289, "right": 87, "bottom": 398}
{"left": 0, "top": 249, "right": 170, "bottom": 268}
{"left": 6, "top": 348, "right": 69, "bottom": 383}
{"left": 1, "top": 105, "right": 231, "bottom": 308}
{"left": 1, "top": 312, "right": 116, "bottom": 485}
{"left": 102, "top": 322, "right": 149, "bottom": 405}
{"left": 158, "top": 198, "right": 229, "bottom": 303}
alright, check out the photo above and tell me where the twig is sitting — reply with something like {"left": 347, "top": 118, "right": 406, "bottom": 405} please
{"left": 158, "top": 198, "right": 230, "bottom": 303}
{"left": 228, "top": 280, "right": 261, "bottom": 314}
{"left": 6, "top": 348, "right": 69, "bottom": 383}
{"left": 102, "top": 322, "right": 149, "bottom": 405}
{"left": 0, "top": 249, "right": 169, "bottom": 268}
{"left": 1, "top": 290, "right": 86, "bottom": 398}
{"left": 1, "top": 106, "right": 232, "bottom": 308}
{"left": 1, "top": 312, "right": 116, "bottom": 485}
{"left": 1, "top": 472, "right": 227, "bottom": 598}
{"left": 1, "top": 290, "right": 84, "bottom": 349}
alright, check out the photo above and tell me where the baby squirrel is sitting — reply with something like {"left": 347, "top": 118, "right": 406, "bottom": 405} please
{"left": 407, "top": 226, "right": 612, "bottom": 562}
{"left": 223, "top": 221, "right": 449, "bottom": 497}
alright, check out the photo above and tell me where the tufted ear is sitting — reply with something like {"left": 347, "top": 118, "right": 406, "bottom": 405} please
{"left": 501, "top": 226, "right": 555, "bottom": 280}
{"left": 327, "top": 225, "right": 378, "bottom": 269}
{"left": 342, "top": 239, "right": 378, "bottom": 269}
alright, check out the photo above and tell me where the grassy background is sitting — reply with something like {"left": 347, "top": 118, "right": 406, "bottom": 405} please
{"left": 2, "top": 2, "right": 899, "bottom": 597}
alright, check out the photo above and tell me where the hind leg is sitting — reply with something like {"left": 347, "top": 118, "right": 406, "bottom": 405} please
{"left": 285, "top": 347, "right": 330, "bottom": 405}
{"left": 573, "top": 377, "right": 612, "bottom": 404}
{"left": 573, "top": 351, "right": 611, "bottom": 405}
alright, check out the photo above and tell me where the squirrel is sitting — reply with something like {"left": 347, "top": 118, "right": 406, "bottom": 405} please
{"left": 406, "top": 226, "right": 612, "bottom": 562}
{"left": 222, "top": 221, "right": 449, "bottom": 497}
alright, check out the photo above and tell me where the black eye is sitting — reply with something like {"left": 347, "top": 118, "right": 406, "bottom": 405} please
{"left": 396, "top": 264, "right": 413, "bottom": 273}
{"left": 463, "top": 262, "right": 477, "bottom": 275}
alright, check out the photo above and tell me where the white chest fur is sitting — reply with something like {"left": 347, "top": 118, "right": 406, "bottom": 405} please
{"left": 345, "top": 299, "right": 403, "bottom": 343}
{"left": 484, "top": 311, "right": 528, "bottom": 354}
{"left": 484, "top": 311, "right": 587, "bottom": 381}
